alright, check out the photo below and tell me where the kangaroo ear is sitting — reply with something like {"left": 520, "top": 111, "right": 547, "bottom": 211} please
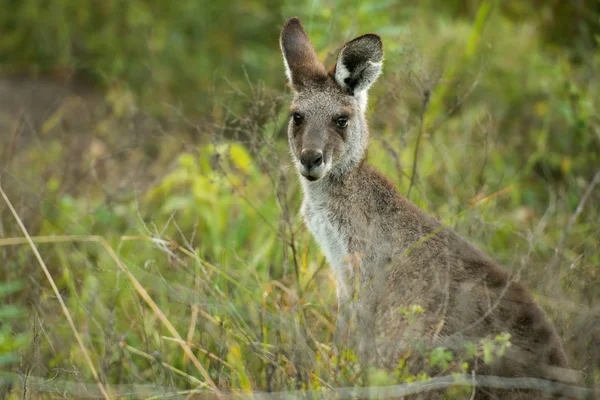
{"left": 280, "top": 17, "right": 327, "bottom": 89}
{"left": 333, "top": 34, "right": 383, "bottom": 95}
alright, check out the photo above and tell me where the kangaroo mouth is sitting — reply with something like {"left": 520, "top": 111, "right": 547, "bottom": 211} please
{"left": 299, "top": 160, "right": 325, "bottom": 182}
{"left": 300, "top": 169, "right": 323, "bottom": 182}
{"left": 303, "top": 174, "right": 319, "bottom": 182}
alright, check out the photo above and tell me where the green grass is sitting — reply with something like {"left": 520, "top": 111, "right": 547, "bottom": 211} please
{"left": 1, "top": 0, "right": 599, "bottom": 397}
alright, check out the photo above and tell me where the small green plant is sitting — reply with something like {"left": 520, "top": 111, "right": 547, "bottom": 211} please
{"left": 429, "top": 346, "right": 454, "bottom": 371}
{"left": 399, "top": 305, "right": 425, "bottom": 325}
{"left": 481, "top": 333, "right": 512, "bottom": 365}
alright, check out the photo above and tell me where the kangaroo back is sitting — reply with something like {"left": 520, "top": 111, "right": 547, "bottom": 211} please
{"left": 279, "top": 17, "right": 572, "bottom": 399}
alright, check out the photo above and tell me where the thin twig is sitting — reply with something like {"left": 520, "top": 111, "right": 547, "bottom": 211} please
{"left": 469, "top": 370, "right": 477, "bottom": 400}
{"left": 0, "top": 184, "right": 112, "bottom": 400}
{"left": 446, "top": 275, "right": 515, "bottom": 340}
{"left": 548, "top": 169, "right": 600, "bottom": 277}
{"left": 407, "top": 89, "right": 430, "bottom": 199}
{"left": 429, "top": 72, "right": 482, "bottom": 135}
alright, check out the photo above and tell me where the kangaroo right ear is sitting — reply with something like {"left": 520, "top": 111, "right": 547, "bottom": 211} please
{"left": 280, "top": 17, "right": 327, "bottom": 89}
{"left": 333, "top": 34, "right": 383, "bottom": 95}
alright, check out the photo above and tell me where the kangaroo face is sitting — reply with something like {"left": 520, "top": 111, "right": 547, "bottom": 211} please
{"left": 280, "top": 18, "right": 383, "bottom": 182}
{"left": 287, "top": 86, "right": 359, "bottom": 181}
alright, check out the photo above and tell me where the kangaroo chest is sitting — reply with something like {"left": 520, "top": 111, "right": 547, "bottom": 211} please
{"left": 301, "top": 200, "right": 352, "bottom": 289}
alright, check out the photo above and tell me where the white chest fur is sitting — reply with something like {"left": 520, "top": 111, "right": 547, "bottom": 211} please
{"left": 301, "top": 195, "right": 353, "bottom": 299}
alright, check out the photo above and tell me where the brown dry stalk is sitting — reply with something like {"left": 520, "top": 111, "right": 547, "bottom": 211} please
{"left": 184, "top": 304, "right": 200, "bottom": 365}
{"left": 161, "top": 336, "right": 234, "bottom": 371}
{"left": 120, "top": 341, "right": 206, "bottom": 387}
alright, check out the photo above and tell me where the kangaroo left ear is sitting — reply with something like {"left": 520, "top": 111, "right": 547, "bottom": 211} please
{"left": 280, "top": 17, "right": 327, "bottom": 89}
{"left": 333, "top": 34, "right": 383, "bottom": 96}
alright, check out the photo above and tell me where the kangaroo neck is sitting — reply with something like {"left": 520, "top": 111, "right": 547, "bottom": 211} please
{"left": 301, "top": 158, "right": 366, "bottom": 202}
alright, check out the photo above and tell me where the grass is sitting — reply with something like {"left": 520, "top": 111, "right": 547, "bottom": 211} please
{"left": 1, "top": 1, "right": 599, "bottom": 398}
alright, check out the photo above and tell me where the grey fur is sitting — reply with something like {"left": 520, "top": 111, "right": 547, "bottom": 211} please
{"left": 280, "top": 17, "right": 573, "bottom": 399}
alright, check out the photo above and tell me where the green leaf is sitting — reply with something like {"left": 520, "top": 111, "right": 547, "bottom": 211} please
{"left": 0, "top": 281, "right": 23, "bottom": 298}
{"left": 429, "top": 347, "right": 453, "bottom": 371}
{"left": 0, "top": 353, "right": 19, "bottom": 366}
{"left": 0, "top": 306, "right": 25, "bottom": 320}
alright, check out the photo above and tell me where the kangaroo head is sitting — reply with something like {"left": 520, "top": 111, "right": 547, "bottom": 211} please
{"left": 280, "top": 18, "right": 383, "bottom": 182}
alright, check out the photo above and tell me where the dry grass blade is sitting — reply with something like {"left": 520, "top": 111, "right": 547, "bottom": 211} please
{"left": 120, "top": 341, "right": 207, "bottom": 388}
{"left": 121, "top": 235, "right": 254, "bottom": 297}
{"left": 161, "top": 336, "right": 235, "bottom": 371}
{"left": 96, "top": 239, "right": 221, "bottom": 393}
{"left": 184, "top": 304, "right": 200, "bottom": 365}
{"left": 0, "top": 184, "right": 112, "bottom": 400}
{"left": 0, "top": 232, "right": 221, "bottom": 395}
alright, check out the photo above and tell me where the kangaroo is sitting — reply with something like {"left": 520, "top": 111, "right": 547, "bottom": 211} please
{"left": 279, "top": 17, "right": 574, "bottom": 399}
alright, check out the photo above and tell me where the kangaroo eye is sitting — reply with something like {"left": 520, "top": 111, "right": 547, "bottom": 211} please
{"left": 336, "top": 116, "right": 349, "bottom": 128}
{"left": 292, "top": 112, "right": 303, "bottom": 125}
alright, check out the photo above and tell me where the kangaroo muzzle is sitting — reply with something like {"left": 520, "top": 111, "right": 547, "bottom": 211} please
{"left": 299, "top": 148, "right": 325, "bottom": 181}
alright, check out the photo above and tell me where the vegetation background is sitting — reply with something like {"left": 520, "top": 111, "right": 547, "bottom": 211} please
{"left": 0, "top": 0, "right": 599, "bottom": 397}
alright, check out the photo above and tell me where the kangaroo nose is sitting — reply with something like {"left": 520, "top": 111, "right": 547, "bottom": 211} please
{"left": 300, "top": 149, "right": 323, "bottom": 170}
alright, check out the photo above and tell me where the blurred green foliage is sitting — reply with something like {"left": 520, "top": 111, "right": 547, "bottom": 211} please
{"left": 2, "top": 0, "right": 596, "bottom": 113}
{"left": 1, "top": 0, "right": 599, "bottom": 397}
{"left": 0, "top": 281, "right": 29, "bottom": 367}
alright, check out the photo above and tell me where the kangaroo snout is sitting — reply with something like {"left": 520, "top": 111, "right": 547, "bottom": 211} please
{"left": 300, "top": 149, "right": 323, "bottom": 169}
{"left": 299, "top": 149, "right": 324, "bottom": 181}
